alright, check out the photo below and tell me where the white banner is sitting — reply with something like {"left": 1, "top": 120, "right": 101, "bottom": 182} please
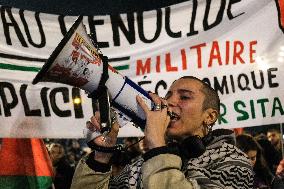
{"left": 0, "top": 0, "right": 284, "bottom": 138}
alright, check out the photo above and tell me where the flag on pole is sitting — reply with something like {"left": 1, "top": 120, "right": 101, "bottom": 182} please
{"left": 0, "top": 138, "right": 54, "bottom": 189}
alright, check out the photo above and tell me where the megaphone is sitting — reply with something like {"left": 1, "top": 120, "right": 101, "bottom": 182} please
{"left": 32, "top": 16, "right": 154, "bottom": 130}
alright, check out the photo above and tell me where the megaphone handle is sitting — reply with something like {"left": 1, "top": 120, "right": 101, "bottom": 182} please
{"left": 88, "top": 55, "right": 112, "bottom": 134}
{"left": 97, "top": 86, "right": 112, "bottom": 134}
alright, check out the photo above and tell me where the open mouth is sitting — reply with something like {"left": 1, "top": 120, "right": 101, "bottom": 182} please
{"left": 168, "top": 111, "right": 180, "bottom": 121}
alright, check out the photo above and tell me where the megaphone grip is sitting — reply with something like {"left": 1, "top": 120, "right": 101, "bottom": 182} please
{"left": 97, "top": 86, "right": 111, "bottom": 133}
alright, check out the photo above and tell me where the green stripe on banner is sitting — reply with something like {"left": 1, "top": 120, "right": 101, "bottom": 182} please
{"left": 0, "top": 63, "right": 41, "bottom": 72}
{"left": 114, "top": 64, "right": 129, "bottom": 70}
{"left": 0, "top": 176, "right": 52, "bottom": 189}
{"left": 0, "top": 63, "right": 129, "bottom": 72}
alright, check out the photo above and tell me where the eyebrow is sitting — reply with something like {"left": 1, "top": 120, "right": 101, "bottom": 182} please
{"left": 165, "top": 89, "right": 194, "bottom": 97}
{"left": 177, "top": 89, "right": 194, "bottom": 94}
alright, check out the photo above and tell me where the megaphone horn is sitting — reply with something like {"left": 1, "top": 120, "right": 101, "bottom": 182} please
{"left": 32, "top": 16, "right": 154, "bottom": 129}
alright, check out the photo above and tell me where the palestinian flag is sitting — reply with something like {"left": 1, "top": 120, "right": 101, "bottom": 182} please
{"left": 0, "top": 138, "right": 54, "bottom": 189}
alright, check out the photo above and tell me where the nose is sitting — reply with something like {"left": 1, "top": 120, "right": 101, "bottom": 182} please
{"left": 166, "top": 94, "right": 178, "bottom": 108}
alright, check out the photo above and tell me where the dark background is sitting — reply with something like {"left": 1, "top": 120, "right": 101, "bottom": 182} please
{"left": 0, "top": 0, "right": 188, "bottom": 15}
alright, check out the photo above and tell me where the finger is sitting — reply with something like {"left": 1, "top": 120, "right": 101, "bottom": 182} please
{"left": 161, "top": 98, "right": 168, "bottom": 111}
{"left": 83, "top": 127, "right": 102, "bottom": 143}
{"left": 90, "top": 113, "right": 101, "bottom": 131}
{"left": 149, "top": 93, "right": 165, "bottom": 111}
{"left": 86, "top": 121, "right": 96, "bottom": 132}
{"left": 165, "top": 114, "right": 171, "bottom": 127}
{"left": 160, "top": 98, "right": 173, "bottom": 117}
{"left": 108, "top": 122, "right": 119, "bottom": 139}
{"left": 136, "top": 95, "right": 151, "bottom": 114}
{"left": 94, "top": 111, "right": 101, "bottom": 122}
{"left": 109, "top": 109, "right": 119, "bottom": 134}
{"left": 160, "top": 99, "right": 170, "bottom": 122}
{"left": 149, "top": 93, "right": 162, "bottom": 105}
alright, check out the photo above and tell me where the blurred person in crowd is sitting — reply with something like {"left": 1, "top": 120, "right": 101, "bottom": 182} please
{"left": 267, "top": 129, "right": 283, "bottom": 158}
{"left": 107, "top": 137, "right": 145, "bottom": 177}
{"left": 49, "top": 143, "right": 75, "bottom": 189}
{"left": 123, "top": 137, "right": 143, "bottom": 162}
{"left": 255, "top": 134, "right": 282, "bottom": 173}
{"left": 270, "top": 158, "right": 284, "bottom": 189}
{"left": 67, "top": 151, "right": 77, "bottom": 168}
{"left": 67, "top": 139, "right": 83, "bottom": 163}
{"left": 109, "top": 137, "right": 145, "bottom": 176}
{"left": 110, "top": 150, "right": 131, "bottom": 176}
{"left": 105, "top": 138, "right": 142, "bottom": 176}
{"left": 236, "top": 134, "right": 274, "bottom": 189}
{"left": 71, "top": 76, "right": 253, "bottom": 189}
{"left": 276, "top": 159, "right": 284, "bottom": 176}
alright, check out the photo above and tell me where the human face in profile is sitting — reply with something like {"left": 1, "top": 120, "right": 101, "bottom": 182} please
{"left": 246, "top": 150, "right": 257, "bottom": 167}
{"left": 165, "top": 78, "right": 209, "bottom": 140}
{"left": 267, "top": 131, "right": 280, "bottom": 146}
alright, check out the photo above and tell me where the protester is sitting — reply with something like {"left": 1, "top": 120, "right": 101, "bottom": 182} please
{"left": 67, "top": 139, "right": 84, "bottom": 163}
{"left": 110, "top": 150, "right": 131, "bottom": 176}
{"left": 236, "top": 134, "right": 274, "bottom": 189}
{"left": 109, "top": 137, "right": 144, "bottom": 176}
{"left": 276, "top": 159, "right": 284, "bottom": 177}
{"left": 272, "top": 158, "right": 284, "bottom": 188}
{"left": 66, "top": 151, "right": 77, "bottom": 168}
{"left": 123, "top": 137, "right": 143, "bottom": 162}
{"left": 255, "top": 134, "right": 282, "bottom": 173}
{"left": 267, "top": 129, "right": 283, "bottom": 158}
{"left": 71, "top": 76, "right": 253, "bottom": 189}
{"left": 48, "top": 143, "right": 75, "bottom": 189}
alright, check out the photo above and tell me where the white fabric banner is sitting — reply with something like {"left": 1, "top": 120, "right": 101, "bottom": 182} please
{"left": 0, "top": 0, "right": 284, "bottom": 138}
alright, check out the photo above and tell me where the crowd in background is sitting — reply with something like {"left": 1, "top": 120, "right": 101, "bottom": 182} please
{"left": 44, "top": 126, "right": 284, "bottom": 189}
{"left": 44, "top": 139, "right": 89, "bottom": 189}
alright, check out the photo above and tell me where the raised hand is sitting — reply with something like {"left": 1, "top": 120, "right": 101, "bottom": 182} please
{"left": 136, "top": 93, "right": 171, "bottom": 150}
{"left": 86, "top": 110, "right": 120, "bottom": 163}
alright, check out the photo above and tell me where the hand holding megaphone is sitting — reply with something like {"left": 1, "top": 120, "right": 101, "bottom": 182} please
{"left": 84, "top": 108, "right": 118, "bottom": 142}
{"left": 84, "top": 110, "right": 120, "bottom": 163}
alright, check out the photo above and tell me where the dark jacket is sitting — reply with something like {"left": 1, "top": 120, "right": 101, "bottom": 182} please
{"left": 54, "top": 157, "right": 75, "bottom": 189}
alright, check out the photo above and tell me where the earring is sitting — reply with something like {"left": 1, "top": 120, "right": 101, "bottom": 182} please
{"left": 207, "top": 125, "right": 213, "bottom": 133}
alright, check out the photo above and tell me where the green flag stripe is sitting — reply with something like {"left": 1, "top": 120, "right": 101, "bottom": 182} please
{"left": 0, "top": 63, "right": 41, "bottom": 72}
{"left": 0, "top": 176, "right": 52, "bottom": 189}
{"left": 0, "top": 63, "right": 129, "bottom": 72}
{"left": 114, "top": 64, "right": 129, "bottom": 70}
